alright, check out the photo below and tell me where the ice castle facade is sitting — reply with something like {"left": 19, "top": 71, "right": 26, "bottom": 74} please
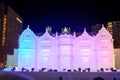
{"left": 7, "top": 26, "right": 115, "bottom": 71}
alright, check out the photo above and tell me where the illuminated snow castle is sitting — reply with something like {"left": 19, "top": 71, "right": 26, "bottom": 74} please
{"left": 7, "top": 25, "right": 115, "bottom": 71}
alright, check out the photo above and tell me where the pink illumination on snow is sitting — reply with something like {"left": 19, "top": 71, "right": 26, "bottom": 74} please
{"left": 7, "top": 26, "right": 115, "bottom": 71}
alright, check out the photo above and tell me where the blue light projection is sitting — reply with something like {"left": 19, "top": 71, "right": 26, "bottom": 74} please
{"left": 7, "top": 26, "right": 115, "bottom": 71}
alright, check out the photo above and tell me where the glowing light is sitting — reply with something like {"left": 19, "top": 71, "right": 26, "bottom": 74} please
{"left": 7, "top": 26, "right": 115, "bottom": 71}
{"left": 83, "top": 57, "right": 89, "bottom": 62}
{"left": 16, "top": 17, "right": 22, "bottom": 23}
{"left": 2, "top": 15, "right": 7, "bottom": 46}
{"left": 43, "top": 57, "right": 48, "bottom": 61}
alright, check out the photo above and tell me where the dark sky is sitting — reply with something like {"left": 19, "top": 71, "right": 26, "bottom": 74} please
{"left": 1, "top": 0, "right": 120, "bottom": 33}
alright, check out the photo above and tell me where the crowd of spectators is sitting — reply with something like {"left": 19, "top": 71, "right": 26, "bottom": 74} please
{"left": 0, "top": 67, "right": 117, "bottom": 72}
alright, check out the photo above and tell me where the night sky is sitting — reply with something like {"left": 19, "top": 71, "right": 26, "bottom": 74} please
{"left": 1, "top": 0, "right": 120, "bottom": 33}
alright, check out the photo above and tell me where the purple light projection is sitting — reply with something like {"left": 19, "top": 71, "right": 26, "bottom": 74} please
{"left": 7, "top": 26, "right": 115, "bottom": 71}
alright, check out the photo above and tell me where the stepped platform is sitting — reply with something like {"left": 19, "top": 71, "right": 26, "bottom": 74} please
{"left": 0, "top": 71, "right": 120, "bottom": 80}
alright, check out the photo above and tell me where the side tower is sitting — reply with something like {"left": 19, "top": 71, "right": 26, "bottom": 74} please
{"left": 95, "top": 25, "right": 115, "bottom": 70}
{"left": 18, "top": 26, "right": 36, "bottom": 69}
{"left": 74, "top": 28, "right": 96, "bottom": 71}
{"left": 58, "top": 27, "right": 74, "bottom": 70}
{"left": 36, "top": 27, "right": 56, "bottom": 70}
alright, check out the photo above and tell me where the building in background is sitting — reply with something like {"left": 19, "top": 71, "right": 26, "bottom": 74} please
{"left": 0, "top": 3, "right": 23, "bottom": 66}
{"left": 106, "top": 21, "right": 120, "bottom": 70}
{"left": 106, "top": 21, "right": 120, "bottom": 48}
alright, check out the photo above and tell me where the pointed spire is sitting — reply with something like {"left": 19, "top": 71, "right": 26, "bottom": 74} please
{"left": 56, "top": 31, "right": 58, "bottom": 37}
{"left": 101, "top": 24, "right": 106, "bottom": 30}
{"left": 84, "top": 27, "right": 86, "bottom": 31}
{"left": 44, "top": 26, "right": 50, "bottom": 36}
{"left": 27, "top": 25, "right": 30, "bottom": 28}
{"left": 73, "top": 31, "right": 76, "bottom": 37}
{"left": 26, "top": 25, "right": 31, "bottom": 31}
{"left": 45, "top": 26, "right": 52, "bottom": 33}
{"left": 64, "top": 26, "right": 68, "bottom": 32}
{"left": 102, "top": 24, "right": 104, "bottom": 27}
{"left": 62, "top": 26, "right": 69, "bottom": 33}
{"left": 26, "top": 25, "right": 30, "bottom": 30}
{"left": 83, "top": 27, "right": 87, "bottom": 34}
{"left": 81, "top": 27, "right": 89, "bottom": 36}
